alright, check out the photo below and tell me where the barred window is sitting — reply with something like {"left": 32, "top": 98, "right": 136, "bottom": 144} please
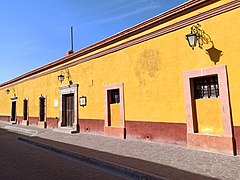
{"left": 23, "top": 99, "right": 28, "bottom": 120}
{"left": 194, "top": 75, "right": 219, "bottom": 99}
{"left": 39, "top": 96, "right": 46, "bottom": 121}
{"left": 109, "top": 89, "right": 120, "bottom": 104}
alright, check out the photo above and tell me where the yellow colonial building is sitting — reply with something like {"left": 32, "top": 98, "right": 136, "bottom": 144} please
{"left": 1, "top": 0, "right": 240, "bottom": 155}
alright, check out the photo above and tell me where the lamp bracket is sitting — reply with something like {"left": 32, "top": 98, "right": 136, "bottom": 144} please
{"left": 61, "top": 69, "right": 71, "bottom": 80}
{"left": 58, "top": 69, "right": 71, "bottom": 83}
{"left": 190, "top": 23, "right": 213, "bottom": 49}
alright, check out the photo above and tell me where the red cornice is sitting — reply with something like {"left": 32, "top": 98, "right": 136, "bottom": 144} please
{"left": 0, "top": 0, "right": 218, "bottom": 88}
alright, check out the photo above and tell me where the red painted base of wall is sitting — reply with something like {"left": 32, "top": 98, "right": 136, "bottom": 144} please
{"left": 126, "top": 121, "right": 187, "bottom": 144}
{"left": 78, "top": 119, "right": 186, "bottom": 144}
{"left": 28, "top": 117, "right": 38, "bottom": 126}
{"left": 46, "top": 118, "right": 59, "bottom": 128}
{"left": 16, "top": 116, "right": 24, "bottom": 124}
{"left": 78, "top": 119, "right": 104, "bottom": 133}
{"left": 0, "top": 115, "right": 10, "bottom": 122}
{"left": 0, "top": 116, "right": 59, "bottom": 128}
{"left": 1, "top": 114, "right": 239, "bottom": 155}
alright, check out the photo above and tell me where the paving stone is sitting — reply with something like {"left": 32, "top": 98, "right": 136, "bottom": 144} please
{"left": 1, "top": 121, "right": 240, "bottom": 179}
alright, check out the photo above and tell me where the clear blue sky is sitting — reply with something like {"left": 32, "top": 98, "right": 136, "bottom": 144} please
{"left": 0, "top": 0, "right": 185, "bottom": 84}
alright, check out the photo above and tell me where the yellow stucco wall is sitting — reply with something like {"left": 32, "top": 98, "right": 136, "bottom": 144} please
{"left": 0, "top": 72, "right": 60, "bottom": 118}
{"left": 0, "top": 1, "right": 240, "bottom": 129}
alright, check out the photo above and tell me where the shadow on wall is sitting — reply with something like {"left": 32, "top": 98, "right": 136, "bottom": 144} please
{"left": 206, "top": 45, "right": 223, "bottom": 65}
{"left": 200, "top": 30, "right": 224, "bottom": 65}
{"left": 187, "top": 23, "right": 224, "bottom": 65}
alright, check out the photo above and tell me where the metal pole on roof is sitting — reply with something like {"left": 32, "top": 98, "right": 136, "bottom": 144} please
{"left": 71, "top": 26, "right": 74, "bottom": 51}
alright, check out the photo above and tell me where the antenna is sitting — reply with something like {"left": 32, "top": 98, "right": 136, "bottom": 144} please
{"left": 71, "top": 26, "right": 74, "bottom": 51}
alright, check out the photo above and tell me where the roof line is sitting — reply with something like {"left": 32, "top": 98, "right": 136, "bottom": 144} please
{"left": 0, "top": 0, "right": 218, "bottom": 87}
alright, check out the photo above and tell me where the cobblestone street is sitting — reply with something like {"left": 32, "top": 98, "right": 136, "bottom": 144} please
{"left": 0, "top": 127, "right": 126, "bottom": 180}
{"left": 1, "top": 122, "right": 240, "bottom": 179}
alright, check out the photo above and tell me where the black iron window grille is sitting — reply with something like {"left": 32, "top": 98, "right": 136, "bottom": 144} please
{"left": 194, "top": 75, "right": 219, "bottom": 99}
{"left": 23, "top": 99, "right": 28, "bottom": 120}
{"left": 110, "top": 89, "right": 120, "bottom": 104}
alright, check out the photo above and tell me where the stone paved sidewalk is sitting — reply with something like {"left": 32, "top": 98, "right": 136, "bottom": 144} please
{"left": 0, "top": 122, "right": 239, "bottom": 180}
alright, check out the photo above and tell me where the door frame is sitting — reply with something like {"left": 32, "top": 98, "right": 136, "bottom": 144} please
{"left": 10, "top": 96, "right": 18, "bottom": 124}
{"left": 104, "top": 83, "right": 125, "bottom": 138}
{"left": 59, "top": 84, "right": 78, "bottom": 132}
{"left": 61, "top": 93, "right": 74, "bottom": 127}
{"left": 22, "top": 98, "right": 29, "bottom": 126}
{"left": 183, "top": 65, "right": 234, "bottom": 155}
{"left": 38, "top": 95, "right": 47, "bottom": 128}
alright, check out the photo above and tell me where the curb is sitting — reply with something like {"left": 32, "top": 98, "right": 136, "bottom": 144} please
{"left": 4, "top": 126, "right": 38, "bottom": 136}
{"left": 18, "top": 137, "right": 164, "bottom": 180}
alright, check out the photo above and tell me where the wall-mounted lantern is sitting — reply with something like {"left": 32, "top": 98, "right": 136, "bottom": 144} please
{"left": 80, "top": 96, "right": 87, "bottom": 107}
{"left": 58, "top": 73, "right": 65, "bottom": 83}
{"left": 186, "top": 33, "right": 198, "bottom": 50}
{"left": 186, "top": 23, "right": 213, "bottom": 50}
{"left": 6, "top": 89, "right": 10, "bottom": 94}
{"left": 58, "top": 69, "right": 71, "bottom": 84}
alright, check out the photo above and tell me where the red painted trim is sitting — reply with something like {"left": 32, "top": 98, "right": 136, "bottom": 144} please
{"left": 16, "top": 116, "right": 24, "bottom": 124}
{"left": 104, "top": 83, "right": 125, "bottom": 139}
{"left": 28, "top": 117, "right": 38, "bottom": 126}
{"left": 126, "top": 121, "right": 187, "bottom": 145}
{"left": 183, "top": 65, "right": 234, "bottom": 155}
{"left": 76, "top": 118, "right": 187, "bottom": 144}
{"left": 104, "top": 83, "right": 125, "bottom": 128}
{"left": 15, "top": 116, "right": 28, "bottom": 126}
{"left": 46, "top": 117, "right": 59, "bottom": 128}
{"left": 78, "top": 119, "right": 104, "bottom": 133}
{"left": 183, "top": 65, "right": 233, "bottom": 136}
{"left": 0, "top": 115, "right": 10, "bottom": 122}
{"left": 0, "top": 0, "right": 219, "bottom": 88}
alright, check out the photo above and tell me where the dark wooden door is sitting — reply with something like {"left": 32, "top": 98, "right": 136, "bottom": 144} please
{"left": 11, "top": 101, "right": 16, "bottom": 122}
{"left": 23, "top": 99, "right": 28, "bottom": 120}
{"left": 62, "top": 94, "right": 74, "bottom": 127}
{"left": 39, "top": 97, "right": 45, "bottom": 122}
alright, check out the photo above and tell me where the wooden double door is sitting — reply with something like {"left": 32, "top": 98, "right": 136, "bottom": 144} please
{"left": 61, "top": 93, "right": 74, "bottom": 127}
